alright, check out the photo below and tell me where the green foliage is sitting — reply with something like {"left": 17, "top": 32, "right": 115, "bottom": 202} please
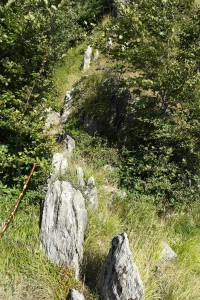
{"left": 0, "top": 0, "right": 83, "bottom": 189}
{"left": 87, "top": 0, "right": 200, "bottom": 211}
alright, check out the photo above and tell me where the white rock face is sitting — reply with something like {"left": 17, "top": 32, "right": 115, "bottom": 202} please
{"left": 52, "top": 152, "right": 68, "bottom": 178}
{"left": 83, "top": 45, "right": 92, "bottom": 70}
{"left": 97, "top": 232, "right": 144, "bottom": 300}
{"left": 76, "top": 166, "right": 85, "bottom": 188}
{"left": 40, "top": 180, "right": 87, "bottom": 279}
{"left": 86, "top": 176, "right": 98, "bottom": 209}
{"left": 70, "top": 289, "right": 85, "bottom": 300}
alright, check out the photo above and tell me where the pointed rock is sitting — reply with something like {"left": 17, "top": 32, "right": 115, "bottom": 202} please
{"left": 40, "top": 180, "right": 87, "bottom": 279}
{"left": 76, "top": 167, "right": 85, "bottom": 188}
{"left": 86, "top": 176, "right": 98, "bottom": 209}
{"left": 64, "top": 135, "right": 76, "bottom": 157}
{"left": 97, "top": 232, "right": 144, "bottom": 300}
{"left": 161, "top": 242, "right": 178, "bottom": 262}
{"left": 83, "top": 45, "right": 92, "bottom": 70}
{"left": 52, "top": 152, "right": 68, "bottom": 178}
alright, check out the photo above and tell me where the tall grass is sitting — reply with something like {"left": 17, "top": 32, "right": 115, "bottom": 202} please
{"left": 0, "top": 195, "right": 81, "bottom": 300}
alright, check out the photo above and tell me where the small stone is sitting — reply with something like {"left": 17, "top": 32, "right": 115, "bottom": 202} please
{"left": 97, "top": 232, "right": 144, "bottom": 300}
{"left": 87, "top": 176, "right": 95, "bottom": 188}
{"left": 161, "top": 242, "right": 178, "bottom": 262}
{"left": 86, "top": 177, "right": 98, "bottom": 209}
{"left": 69, "top": 289, "right": 85, "bottom": 300}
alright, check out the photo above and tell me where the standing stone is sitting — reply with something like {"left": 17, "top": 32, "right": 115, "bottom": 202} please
{"left": 40, "top": 180, "right": 87, "bottom": 279}
{"left": 86, "top": 176, "right": 98, "bottom": 209}
{"left": 52, "top": 152, "right": 68, "bottom": 178}
{"left": 97, "top": 232, "right": 144, "bottom": 300}
{"left": 64, "top": 135, "right": 76, "bottom": 157}
{"left": 76, "top": 167, "right": 85, "bottom": 188}
{"left": 83, "top": 45, "right": 92, "bottom": 70}
{"left": 69, "top": 289, "right": 85, "bottom": 300}
{"left": 62, "top": 89, "right": 73, "bottom": 123}
{"left": 94, "top": 49, "right": 100, "bottom": 61}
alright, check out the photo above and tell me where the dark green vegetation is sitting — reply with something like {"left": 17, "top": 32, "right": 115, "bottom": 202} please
{"left": 0, "top": 0, "right": 200, "bottom": 299}
{"left": 69, "top": 0, "right": 200, "bottom": 212}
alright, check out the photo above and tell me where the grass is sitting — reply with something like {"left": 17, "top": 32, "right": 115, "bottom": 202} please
{"left": 58, "top": 123, "right": 200, "bottom": 299}
{"left": 1, "top": 29, "right": 199, "bottom": 300}
{"left": 0, "top": 195, "right": 81, "bottom": 300}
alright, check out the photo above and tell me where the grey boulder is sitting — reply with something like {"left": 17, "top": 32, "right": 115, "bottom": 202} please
{"left": 40, "top": 180, "right": 87, "bottom": 279}
{"left": 97, "top": 232, "right": 144, "bottom": 300}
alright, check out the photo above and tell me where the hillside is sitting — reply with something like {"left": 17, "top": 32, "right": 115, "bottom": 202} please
{"left": 0, "top": 1, "right": 200, "bottom": 299}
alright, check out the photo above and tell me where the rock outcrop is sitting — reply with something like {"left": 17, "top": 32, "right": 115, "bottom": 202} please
{"left": 83, "top": 45, "right": 92, "bottom": 70}
{"left": 76, "top": 166, "right": 85, "bottom": 188}
{"left": 85, "top": 176, "right": 98, "bottom": 209}
{"left": 40, "top": 180, "right": 87, "bottom": 279}
{"left": 64, "top": 135, "right": 76, "bottom": 157}
{"left": 97, "top": 232, "right": 144, "bottom": 300}
{"left": 69, "top": 289, "right": 85, "bottom": 300}
{"left": 52, "top": 152, "right": 68, "bottom": 178}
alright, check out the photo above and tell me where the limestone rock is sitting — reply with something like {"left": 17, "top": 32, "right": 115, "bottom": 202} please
{"left": 64, "top": 135, "right": 76, "bottom": 157}
{"left": 69, "top": 289, "right": 85, "bottom": 300}
{"left": 62, "top": 90, "right": 73, "bottom": 123}
{"left": 52, "top": 152, "right": 68, "bottom": 177}
{"left": 161, "top": 242, "right": 178, "bottom": 262}
{"left": 101, "top": 185, "right": 127, "bottom": 199}
{"left": 44, "top": 110, "right": 62, "bottom": 135}
{"left": 86, "top": 176, "right": 98, "bottom": 209}
{"left": 97, "top": 232, "right": 144, "bottom": 300}
{"left": 83, "top": 45, "right": 92, "bottom": 70}
{"left": 94, "top": 49, "right": 100, "bottom": 61}
{"left": 40, "top": 180, "right": 87, "bottom": 279}
{"left": 76, "top": 167, "right": 85, "bottom": 188}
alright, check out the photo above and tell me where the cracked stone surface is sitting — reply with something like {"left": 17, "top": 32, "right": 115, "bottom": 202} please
{"left": 51, "top": 152, "right": 68, "bottom": 178}
{"left": 97, "top": 232, "right": 144, "bottom": 300}
{"left": 40, "top": 180, "right": 87, "bottom": 278}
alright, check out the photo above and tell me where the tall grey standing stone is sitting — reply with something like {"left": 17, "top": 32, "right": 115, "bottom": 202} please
{"left": 40, "top": 180, "right": 87, "bottom": 279}
{"left": 64, "top": 135, "right": 76, "bottom": 157}
{"left": 86, "top": 176, "right": 98, "bottom": 209}
{"left": 69, "top": 289, "right": 85, "bottom": 300}
{"left": 83, "top": 45, "right": 92, "bottom": 70}
{"left": 52, "top": 152, "right": 68, "bottom": 178}
{"left": 76, "top": 166, "right": 85, "bottom": 188}
{"left": 97, "top": 232, "right": 144, "bottom": 300}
